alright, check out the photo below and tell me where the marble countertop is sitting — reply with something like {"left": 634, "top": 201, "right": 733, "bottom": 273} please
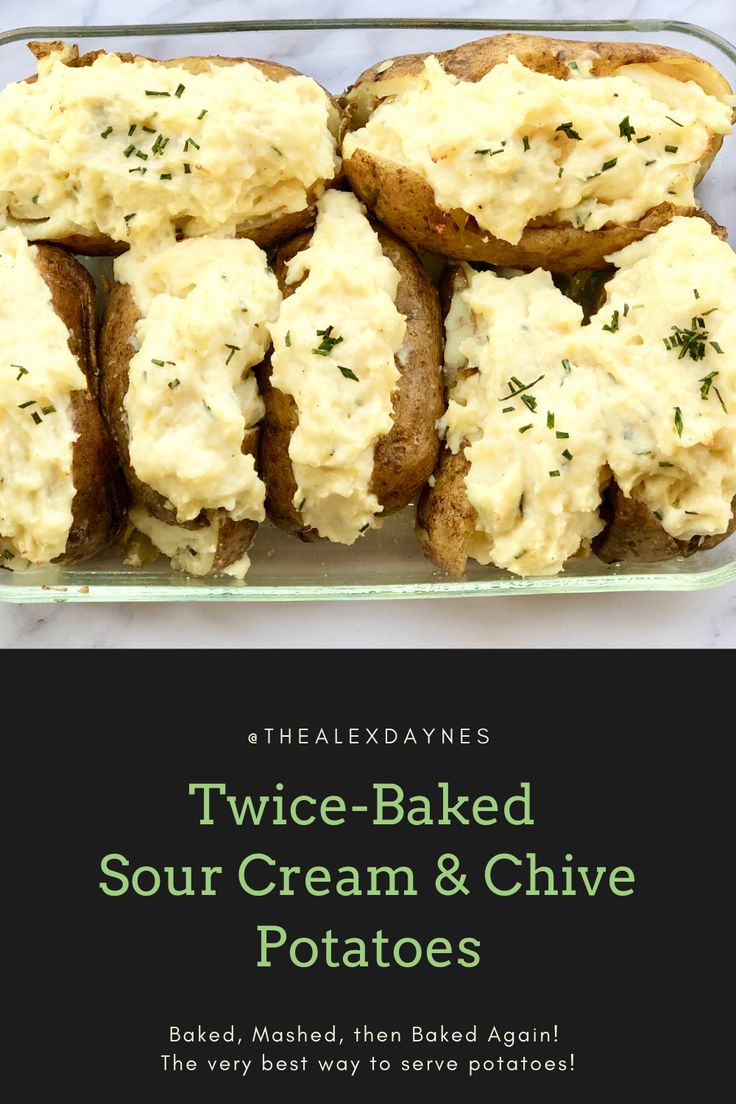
{"left": 1, "top": 0, "right": 734, "bottom": 649}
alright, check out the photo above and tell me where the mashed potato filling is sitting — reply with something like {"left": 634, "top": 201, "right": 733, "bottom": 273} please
{"left": 344, "top": 54, "right": 733, "bottom": 245}
{"left": 0, "top": 227, "right": 85, "bottom": 569}
{"left": 443, "top": 217, "right": 735, "bottom": 576}
{"left": 596, "top": 217, "right": 736, "bottom": 540}
{"left": 128, "top": 505, "right": 251, "bottom": 580}
{"left": 443, "top": 268, "right": 606, "bottom": 576}
{"left": 117, "top": 236, "right": 280, "bottom": 525}
{"left": 269, "top": 191, "right": 406, "bottom": 543}
{"left": 0, "top": 43, "right": 339, "bottom": 249}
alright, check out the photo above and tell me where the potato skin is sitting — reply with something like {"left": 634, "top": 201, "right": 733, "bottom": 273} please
{"left": 26, "top": 245, "right": 126, "bottom": 565}
{"left": 98, "top": 281, "right": 259, "bottom": 572}
{"left": 594, "top": 483, "right": 736, "bottom": 564}
{"left": 257, "top": 221, "right": 443, "bottom": 540}
{"left": 23, "top": 44, "right": 341, "bottom": 256}
{"left": 343, "top": 33, "right": 733, "bottom": 271}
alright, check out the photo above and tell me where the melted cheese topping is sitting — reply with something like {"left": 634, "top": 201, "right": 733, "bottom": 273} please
{"left": 269, "top": 190, "right": 405, "bottom": 543}
{"left": 443, "top": 269, "right": 606, "bottom": 576}
{"left": 596, "top": 217, "right": 736, "bottom": 539}
{"left": 128, "top": 505, "right": 251, "bottom": 579}
{"left": 344, "top": 54, "right": 733, "bottom": 244}
{"left": 116, "top": 236, "right": 280, "bottom": 524}
{"left": 443, "top": 217, "right": 736, "bottom": 576}
{"left": 0, "top": 44, "right": 339, "bottom": 250}
{"left": 0, "top": 228, "right": 85, "bottom": 569}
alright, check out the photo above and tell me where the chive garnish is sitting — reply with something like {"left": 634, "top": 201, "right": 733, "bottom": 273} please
{"left": 475, "top": 147, "right": 504, "bottom": 156}
{"left": 142, "top": 125, "right": 156, "bottom": 133}
{"left": 168, "top": 379, "right": 180, "bottom": 390}
{"left": 202, "top": 400, "right": 213, "bottom": 415}
{"left": 312, "top": 325, "right": 343, "bottom": 356}
{"left": 693, "top": 288, "right": 700, "bottom": 299}
{"left": 296, "top": 499, "right": 305, "bottom": 512}
{"left": 31, "top": 410, "right": 42, "bottom": 425}
{"left": 123, "top": 144, "right": 135, "bottom": 157}
{"left": 285, "top": 331, "right": 291, "bottom": 347}
{"left": 659, "top": 461, "right": 674, "bottom": 468}
{"left": 338, "top": 365, "right": 359, "bottom": 382}
{"left": 602, "top": 158, "right": 618, "bottom": 171}
{"left": 549, "top": 470, "right": 561, "bottom": 478}
{"left": 653, "top": 509, "right": 664, "bottom": 521}
{"left": 665, "top": 145, "right": 678, "bottom": 153}
{"left": 197, "top": 109, "right": 208, "bottom": 120}
{"left": 561, "top": 359, "right": 572, "bottom": 374}
{"left": 623, "top": 303, "right": 630, "bottom": 317}
{"left": 359, "top": 523, "right": 370, "bottom": 533}
{"left": 135, "top": 151, "right": 148, "bottom": 160}
{"left": 556, "top": 122, "right": 582, "bottom": 140}
{"left": 562, "top": 449, "right": 573, "bottom": 461}
{"left": 498, "top": 374, "right": 544, "bottom": 401}
{"left": 128, "top": 167, "right": 146, "bottom": 174}
{"left": 619, "top": 116, "right": 635, "bottom": 141}
{"left": 519, "top": 424, "right": 533, "bottom": 433}
{"left": 183, "top": 137, "right": 200, "bottom": 152}
{"left": 636, "top": 135, "right": 651, "bottom": 143}
{"left": 225, "top": 344, "right": 240, "bottom": 365}
{"left": 1, "top": 549, "right": 13, "bottom": 561}
{"left": 699, "top": 371, "right": 718, "bottom": 399}
{"left": 710, "top": 341, "right": 724, "bottom": 354}
{"left": 522, "top": 136, "right": 530, "bottom": 152}
{"left": 151, "top": 358, "right": 165, "bottom": 366}
{"left": 100, "top": 126, "right": 113, "bottom": 139}
{"left": 271, "top": 146, "right": 283, "bottom": 155}
{"left": 145, "top": 89, "right": 170, "bottom": 96}
{"left": 645, "top": 159, "right": 657, "bottom": 166}
{"left": 13, "top": 365, "right": 28, "bottom": 380}
{"left": 18, "top": 400, "right": 35, "bottom": 409}
{"left": 175, "top": 83, "right": 185, "bottom": 98}
{"left": 547, "top": 411, "right": 555, "bottom": 429}
{"left": 665, "top": 115, "right": 683, "bottom": 127}
{"left": 183, "top": 162, "right": 191, "bottom": 174}
{"left": 128, "top": 124, "right": 136, "bottom": 135}
{"left": 124, "top": 213, "right": 136, "bottom": 223}
{"left": 41, "top": 405, "right": 55, "bottom": 416}
{"left": 521, "top": 393, "right": 537, "bottom": 413}
{"left": 602, "top": 309, "right": 620, "bottom": 333}
{"left": 555, "top": 431, "right": 569, "bottom": 439}
{"left": 502, "top": 406, "right": 514, "bottom": 413}
{"left": 160, "top": 173, "right": 172, "bottom": 180}
{"left": 558, "top": 167, "right": 564, "bottom": 178}
{"left": 674, "top": 407, "right": 684, "bottom": 437}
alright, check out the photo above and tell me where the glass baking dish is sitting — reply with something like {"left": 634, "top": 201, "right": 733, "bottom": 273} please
{"left": 0, "top": 17, "right": 734, "bottom": 602}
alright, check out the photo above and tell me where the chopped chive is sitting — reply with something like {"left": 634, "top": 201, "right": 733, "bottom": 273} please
{"left": 135, "top": 151, "right": 148, "bottom": 160}
{"left": 561, "top": 448, "right": 573, "bottom": 461}
{"left": 519, "top": 424, "right": 533, "bottom": 434}
{"left": 502, "top": 406, "right": 514, "bottom": 413}
{"left": 623, "top": 303, "right": 629, "bottom": 317}
{"left": 674, "top": 407, "right": 684, "bottom": 437}
{"left": 556, "top": 431, "right": 569, "bottom": 440}
{"left": 602, "top": 309, "right": 620, "bottom": 333}
{"left": 142, "top": 125, "right": 156, "bottom": 133}
{"left": 31, "top": 410, "right": 42, "bottom": 425}
{"left": 653, "top": 509, "right": 664, "bottom": 521}
{"left": 586, "top": 172, "right": 601, "bottom": 180}
{"left": 123, "top": 144, "right": 135, "bottom": 157}
{"left": 151, "top": 358, "right": 165, "bottom": 366}
{"left": 522, "top": 135, "right": 530, "bottom": 151}
{"left": 271, "top": 146, "right": 283, "bottom": 155}
{"left": 225, "top": 344, "right": 240, "bottom": 365}
{"left": 359, "top": 523, "right": 370, "bottom": 533}
{"left": 18, "top": 399, "right": 35, "bottom": 409}
{"left": 124, "top": 213, "right": 136, "bottom": 224}
{"left": 1, "top": 549, "right": 14, "bottom": 561}
{"left": 184, "top": 137, "right": 200, "bottom": 152}
{"left": 665, "top": 115, "right": 683, "bottom": 127}
{"left": 498, "top": 374, "right": 544, "bottom": 401}
{"left": 547, "top": 411, "right": 555, "bottom": 429}
{"left": 475, "top": 147, "right": 505, "bottom": 156}
{"left": 665, "top": 144, "right": 678, "bottom": 153}
{"left": 183, "top": 162, "right": 191, "bottom": 174}
{"left": 549, "top": 470, "right": 561, "bottom": 478}
{"left": 13, "top": 365, "right": 28, "bottom": 380}
{"left": 710, "top": 341, "right": 724, "bottom": 354}
{"left": 41, "top": 404, "right": 55, "bottom": 415}
{"left": 202, "top": 400, "right": 212, "bottom": 415}
{"left": 561, "top": 359, "right": 572, "bottom": 374}
{"left": 197, "top": 109, "right": 208, "bottom": 120}
{"left": 602, "top": 157, "right": 618, "bottom": 172}
{"left": 637, "top": 135, "right": 651, "bottom": 144}
{"left": 168, "top": 379, "right": 180, "bottom": 390}
{"left": 693, "top": 288, "right": 700, "bottom": 299}
{"left": 699, "top": 371, "right": 718, "bottom": 399}
{"left": 684, "top": 510, "right": 699, "bottom": 515}
{"left": 128, "top": 124, "right": 136, "bottom": 136}
{"left": 175, "top": 83, "right": 185, "bottom": 98}
{"left": 713, "top": 387, "right": 728, "bottom": 413}
{"left": 285, "top": 331, "right": 291, "bottom": 347}
{"left": 568, "top": 61, "right": 579, "bottom": 71}
{"left": 100, "top": 126, "right": 113, "bottom": 139}
{"left": 338, "top": 365, "right": 360, "bottom": 382}
{"left": 521, "top": 393, "right": 537, "bottom": 413}
{"left": 558, "top": 167, "right": 564, "bottom": 178}
{"left": 645, "top": 159, "right": 657, "bottom": 166}
{"left": 145, "top": 89, "right": 170, "bottom": 96}
{"left": 619, "top": 116, "right": 635, "bottom": 141}
{"left": 160, "top": 173, "right": 172, "bottom": 180}
{"left": 556, "top": 122, "right": 582, "bottom": 140}
{"left": 128, "top": 166, "right": 146, "bottom": 174}
{"left": 659, "top": 461, "right": 674, "bottom": 468}
{"left": 312, "top": 325, "right": 343, "bottom": 356}
{"left": 296, "top": 499, "right": 305, "bottom": 512}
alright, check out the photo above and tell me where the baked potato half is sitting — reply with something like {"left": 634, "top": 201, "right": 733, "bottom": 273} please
{"left": 418, "top": 216, "right": 736, "bottom": 576}
{"left": 0, "top": 41, "right": 341, "bottom": 255}
{"left": 0, "top": 231, "right": 124, "bottom": 569}
{"left": 258, "top": 189, "right": 443, "bottom": 544}
{"left": 100, "top": 236, "right": 281, "bottom": 578}
{"left": 342, "top": 33, "right": 734, "bottom": 271}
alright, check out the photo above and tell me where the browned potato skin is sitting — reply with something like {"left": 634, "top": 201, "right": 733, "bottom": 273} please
{"left": 98, "top": 282, "right": 259, "bottom": 572}
{"left": 9, "top": 245, "right": 126, "bottom": 566}
{"left": 342, "top": 33, "right": 733, "bottom": 272}
{"left": 417, "top": 260, "right": 736, "bottom": 575}
{"left": 594, "top": 483, "right": 736, "bottom": 564}
{"left": 20, "top": 43, "right": 341, "bottom": 256}
{"left": 258, "top": 222, "right": 444, "bottom": 539}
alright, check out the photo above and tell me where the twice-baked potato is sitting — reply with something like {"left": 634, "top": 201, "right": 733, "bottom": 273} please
{"left": 342, "top": 33, "right": 734, "bottom": 271}
{"left": 0, "top": 228, "right": 124, "bottom": 570}
{"left": 0, "top": 41, "right": 341, "bottom": 255}
{"left": 418, "top": 216, "right": 736, "bottom": 576}
{"left": 100, "top": 236, "right": 281, "bottom": 578}
{"left": 258, "top": 189, "right": 443, "bottom": 544}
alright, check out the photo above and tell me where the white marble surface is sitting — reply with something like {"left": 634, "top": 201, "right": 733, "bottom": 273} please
{"left": 0, "top": 0, "right": 734, "bottom": 649}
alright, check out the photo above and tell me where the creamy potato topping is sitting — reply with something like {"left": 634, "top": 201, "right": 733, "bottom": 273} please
{"left": 269, "top": 190, "right": 406, "bottom": 543}
{"left": 0, "top": 228, "right": 85, "bottom": 569}
{"left": 128, "top": 505, "right": 251, "bottom": 580}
